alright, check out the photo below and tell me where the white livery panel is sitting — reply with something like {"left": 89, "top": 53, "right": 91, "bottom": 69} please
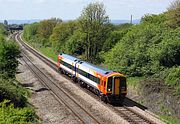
{"left": 78, "top": 73, "right": 98, "bottom": 88}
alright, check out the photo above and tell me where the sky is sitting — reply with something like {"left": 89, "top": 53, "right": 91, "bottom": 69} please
{"left": 0, "top": 0, "right": 174, "bottom": 20}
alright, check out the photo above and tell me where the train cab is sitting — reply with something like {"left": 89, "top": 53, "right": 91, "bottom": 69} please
{"left": 101, "top": 73, "right": 127, "bottom": 103}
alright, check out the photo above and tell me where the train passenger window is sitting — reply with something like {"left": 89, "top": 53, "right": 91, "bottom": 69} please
{"left": 61, "top": 60, "right": 75, "bottom": 70}
{"left": 77, "top": 68, "right": 100, "bottom": 84}
{"left": 96, "top": 78, "right": 100, "bottom": 84}
{"left": 78, "top": 69, "right": 87, "bottom": 77}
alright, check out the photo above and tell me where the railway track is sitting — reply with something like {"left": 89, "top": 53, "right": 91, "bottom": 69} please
{"left": 15, "top": 33, "right": 101, "bottom": 124}
{"left": 113, "top": 106, "right": 155, "bottom": 124}
{"left": 74, "top": 82, "right": 156, "bottom": 124}
{"left": 15, "top": 32, "right": 159, "bottom": 124}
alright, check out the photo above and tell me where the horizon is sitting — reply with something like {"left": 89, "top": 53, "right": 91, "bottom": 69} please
{"left": 0, "top": 19, "right": 141, "bottom": 25}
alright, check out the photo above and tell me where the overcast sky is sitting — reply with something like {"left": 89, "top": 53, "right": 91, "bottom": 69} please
{"left": 0, "top": 0, "right": 174, "bottom": 20}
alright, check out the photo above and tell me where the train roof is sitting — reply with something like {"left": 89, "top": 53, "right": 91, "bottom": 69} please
{"left": 59, "top": 53, "right": 113, "bottom": 75}
{"left": 59, "top": 53, "right": 79, "bottom": 61}
{"left": 79, "top": 61, "right": 113, "bottom": 75}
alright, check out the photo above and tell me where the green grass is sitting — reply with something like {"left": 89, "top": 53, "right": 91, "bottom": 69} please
{"left": 160, "top": 114, "right": 180, "bottom": 124}
{"left": 24, "top": 40, "right": 58, "bottom": 62}
{"left": 21, "top": 35, "right": 58, "bottom": 62}
{"left": 38, "top": 46, "right": 58, "bottom": 62}
{"left": 159, "top": 102, "right": 180, "bottom": 124}
{"left": 175, "top": 86, "right": 180, "bottom": 95}
{"left": 127, "top": 76, "right": 145, "bottom": 88}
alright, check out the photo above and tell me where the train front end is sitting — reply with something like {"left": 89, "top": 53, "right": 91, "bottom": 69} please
{"left": 105, "top": 73, "right": 127, "bottom": 103}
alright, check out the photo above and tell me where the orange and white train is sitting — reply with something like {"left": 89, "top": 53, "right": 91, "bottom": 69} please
{"left": 57, "top": 53, "right": 127, "bottom": 103}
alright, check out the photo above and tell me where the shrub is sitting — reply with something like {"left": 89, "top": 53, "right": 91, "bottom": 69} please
{"left": 0, "top": 40, "right": 21, "bottom": 78}
{"left": 0, "top": 78, "right": 28, "bottom": 107}
{"left": 165, "top": 66, "right": 180, "bottom": 86}
{"left": 0, "top": 100, "right": 36, "bottom": 124}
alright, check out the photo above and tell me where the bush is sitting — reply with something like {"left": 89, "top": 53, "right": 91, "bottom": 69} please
{"left": 151, "top": 27, "right": 180, "bottom": 68}
{"left": 0, "top": 100, "right": 36, "bottom": 124}
{"left": 0, "top": 78, "right": 28, "bottom": 107}
{"left": 0, "top": 40, "right": 21, "bottom": 78}
{"left": 165, "top": 66, "right": 180, "bottom": 86}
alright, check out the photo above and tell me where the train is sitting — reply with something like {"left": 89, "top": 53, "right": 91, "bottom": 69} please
{"left": 57, "top": 53, "right": 127, "bottom": 103}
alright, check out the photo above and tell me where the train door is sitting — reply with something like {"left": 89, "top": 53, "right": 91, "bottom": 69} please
{"left": 74, "top": 63, "right": 77, "bottom": 77}
{"left": 100, "top": 80, "right": 105, "bottom": 94}
{"left": 103, "top": 80, "right": 106, "bottom": 94}
{"left": 76, "top": 64, "right": 79, "bottom": 78}
{"left": 113, "top": 77, "right": 120, "bottom": 95}
{"left": 72, "top": 62, "right": 74, "bottom": 76}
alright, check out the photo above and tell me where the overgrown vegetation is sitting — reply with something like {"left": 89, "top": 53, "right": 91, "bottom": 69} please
{"left": 0, "top": 24, "right": 37, "bottom": 123}
{"left": 23, "top": 1, "right": 180, "bottom": 123}
{"left": 0, "top": 100, "right": 36, "bottom": 123}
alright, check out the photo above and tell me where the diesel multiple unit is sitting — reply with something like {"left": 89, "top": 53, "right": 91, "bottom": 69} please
{"left": 57, "top": 53, "right": 127, "bottom": 103}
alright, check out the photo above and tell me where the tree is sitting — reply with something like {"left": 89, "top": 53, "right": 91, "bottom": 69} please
{"left": 78, "top": 2, "right": 110, "bottom": 61}
{"left": 65, "top": 30, "right": 86, "bottom": 55}
{"left": 102, "top": 23, "right": 132, "bottom": 52}
{"left": 166, "top": 0, "right": 180, "bottom": 28}
{"left": 37, "top": 18, "right": 62, "bottom": 45}
{"left": 50, "top": 21, "right": 78, "bottom": 52}
{"left": 23, "top": 23, "right": 39, "bottom": 41}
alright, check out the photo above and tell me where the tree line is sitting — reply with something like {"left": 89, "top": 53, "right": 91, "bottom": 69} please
{"left": 23, "top": 3, "right": 132, "bottom": 63}
{"left": 23, "top": 1, "right": 179, "bottom": 83}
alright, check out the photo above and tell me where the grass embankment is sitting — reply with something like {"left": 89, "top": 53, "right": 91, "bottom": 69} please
{"left": 127, "top": 77, "right": 145, "bottom": 88}
{"left": 23, "top": 38, "right": 58, "bottom": 62}
{"left": 127, "top": 76, "right": 180, "bottom": 124}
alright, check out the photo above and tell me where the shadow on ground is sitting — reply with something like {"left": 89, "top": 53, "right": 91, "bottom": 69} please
{"left": 111, "top": 97, "right": 148, "bottom": 110}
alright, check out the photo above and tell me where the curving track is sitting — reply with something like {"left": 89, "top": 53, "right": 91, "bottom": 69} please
{"left": 15, "top": 32, "right": 162, "bottom": 124}
{"left": 15, "top": 32, "right": 101, "bottom": 124}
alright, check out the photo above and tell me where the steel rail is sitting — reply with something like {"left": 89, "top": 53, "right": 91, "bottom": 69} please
{"left": 15, "top": 32, "right": 157, "bottom": 124}
{"left": 16, "top": 33, "right": 101, "bottom": 124}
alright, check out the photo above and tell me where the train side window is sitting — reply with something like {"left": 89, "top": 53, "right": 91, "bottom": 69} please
{"left": 95, "top": 77, "right": 100, "bottom": 84}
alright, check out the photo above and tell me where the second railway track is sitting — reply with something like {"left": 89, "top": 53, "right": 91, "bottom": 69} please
{"left": 15, "top": 32, "right": 161, "bottom": 124}
{"left": 16, "top": 33, "right": 101, "bottom": 124}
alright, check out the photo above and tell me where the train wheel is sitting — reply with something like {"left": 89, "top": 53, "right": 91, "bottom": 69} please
{"left": 80, "top": 81, "right": 84, "bottom": 87}
{"left": 100, "top": 95, "right": 107, "bottom": 103}
{"left": 72, "top": 77, "right": 77, "bottom": 83}
{"left": 58, "top": 68, "right": 63, "bottom": 74}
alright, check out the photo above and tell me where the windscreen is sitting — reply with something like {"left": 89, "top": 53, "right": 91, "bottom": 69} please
{"left": 107, "top": 77, "right": 112, "bottom": 92}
